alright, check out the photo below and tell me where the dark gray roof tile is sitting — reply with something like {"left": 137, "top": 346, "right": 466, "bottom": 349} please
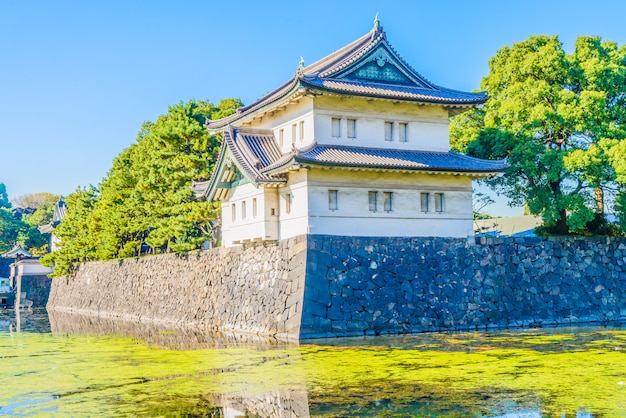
{"left": 263, "top": 144, "right": 507, "bottom": 174}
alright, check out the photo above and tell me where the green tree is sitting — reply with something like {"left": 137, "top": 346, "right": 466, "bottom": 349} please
{"left": 452, "top": 35, "right": 626, "bottom": 235}
{"left": 41, "top": 187, "right": 99, "bottom": 275}
{"left": 0, "top": 185, "right": 57, "bottom": 253}
{"left": 0, "top": 183, "right": 10, "bottom": 209}
{"left": 45, "top": 98, "right": 240, "bottom": 276}
{"left": 12, "top": 192, "right": 58, "bottom": 210}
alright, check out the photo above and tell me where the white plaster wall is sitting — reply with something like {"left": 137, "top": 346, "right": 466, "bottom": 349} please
{"left": 13, "top": 260, "right": 53, "bottom": 276}
{"left": 276, "top": 169, "right": 310, "bottom": 240}
{"left": 221, "top": 183, "right": 274, "bottom": 246}
{"left": 249, "top": 98, "right": 316, "bottom": 154}
{"left": 313, "top": 96, "right": 450, "bottom": 151}
{"left": 305, "top": 168, "right": 474, "bottom": 238}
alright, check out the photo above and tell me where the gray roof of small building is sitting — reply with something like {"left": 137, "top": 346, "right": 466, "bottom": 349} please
{"left": 1, "top": 245, "right": 32, "bottom": 259}
{"left": 262, "top": 144, "right": 507, "bottom": 174}
{"left": 206, "top": 23, "right": 487, "bottom": 130}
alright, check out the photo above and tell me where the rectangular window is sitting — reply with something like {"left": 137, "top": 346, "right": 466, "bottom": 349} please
{"left": 231, "top": 203, "right": 237, "bottom": 222}
{"left": 384, "top": 122, "right": 394, "bottom": 141}
{"left": 420, "top": 192, "right": 430, "bottom": 213}
{"left": 270, "top": 208, "right": 276, "bottom": 216}
{"left": 368, "top": 191, "right": 378, "bottom": 212}
{"left": 332, "top": 118, "right": 341, "bottom": 138}
{"left": 399, "top": 122, "right": 408, "bottom": 142}
{"left": 279, "top": 129, "right": 284, "bottom": 147}
{"left": 435, "top": 193, "right": 444, "bottom": 213}
{"left": 347, "top": 119, "right": 356, "bottom": 138}
{"left": 383, "top": 191, "right": 393, "bottom": 212}
{"left": 291, "top": 124, "right": 297, "bottom": 144}
{"left": 252, "top": 198, "right": 257, "bottom": 218}
{"left": 299, "top": 120, "right": 305, "bottom": 141}
{"left": 241, "top": 200, "right": 246, "bottom": 220}
{"left": 328, "top": 190, "right": 338, "bottom": 211}
{"left": 285, "top": 193, "right": 292, "bottom": 214}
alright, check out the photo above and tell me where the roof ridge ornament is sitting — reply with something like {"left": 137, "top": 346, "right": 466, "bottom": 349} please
{"left": 296, "top": 56, "right": 305, "bottom": 76}
{"left": 373, "top": 12, "right": 380, "bottom": 30}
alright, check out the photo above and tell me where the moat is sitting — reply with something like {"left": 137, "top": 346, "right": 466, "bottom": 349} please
{"left": 1, "top": 309, "right": 625, "bottom": 417}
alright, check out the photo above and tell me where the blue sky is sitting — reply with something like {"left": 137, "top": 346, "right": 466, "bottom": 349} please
{"left": 1, "top": 1, "right": 626, "bottom": 216}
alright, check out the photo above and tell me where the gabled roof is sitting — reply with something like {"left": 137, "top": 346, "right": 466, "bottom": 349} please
{"left": 192, "top": 128, "right": 286, "bottom": 200}
{"left": 262, "top": 144, "right": 507, "bottom": 176}
{"left": 1, "top": 245, "right": 32, "bottom": 259}
{"left": 206, "top": 21, "right": 487, "bottom": 130}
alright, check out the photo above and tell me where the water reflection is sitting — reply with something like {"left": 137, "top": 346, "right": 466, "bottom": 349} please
{"left": 48, "top": 310, "right": 290, "bottom": 350}
{"left": 0, "top": 309, "right": 625, "bottom": 417}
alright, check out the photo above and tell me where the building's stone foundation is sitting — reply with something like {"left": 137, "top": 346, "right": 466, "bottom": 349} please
{"left": 47, "top": 235, "right": 626, "bottom": 340}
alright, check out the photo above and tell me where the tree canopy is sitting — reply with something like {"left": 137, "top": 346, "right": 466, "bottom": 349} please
{"left": 43, "top": 98, "right": 241, "bottom": 276}
{"left": 451, "top": 35, "right": 626, "bottom": 235}
{"left": 0, "top": 184, "right": 57, "bottom": 254}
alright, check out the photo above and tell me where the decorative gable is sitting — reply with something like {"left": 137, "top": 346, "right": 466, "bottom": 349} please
{"left": 333, "top": 43, "right": 430, "bottom": 88}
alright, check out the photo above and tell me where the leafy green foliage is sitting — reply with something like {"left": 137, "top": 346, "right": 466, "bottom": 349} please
{"left": 41, "top": 187, "right": 98, "bottom": 274}
{"left": 451, "top": 35, "right": 626, "bottom": 235}
{"left": 44, "top": 99, "right": 240, "bottom": 276}
{"left": 0, "top": 185, "right": 57, "bottom": 254}
{"left": 11, "top": 192, "right": 58, "bottom": 210}
{"left": 0, "top": 183, "right": 10, "bottom": 209}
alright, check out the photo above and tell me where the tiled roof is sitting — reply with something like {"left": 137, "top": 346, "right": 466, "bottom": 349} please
{"left": 301, "top": 78, "right": 485, "bottom": 104}
{"left": 206, "top": 24, "right": 486, "bottom": 130}
{"left": 1, "top": 245, "right": 32, "bottom": 259}
{"left": 263, "top": 144, "right": 507, "bottom": 174}
{"left": 192, "top": 128, "right": 286, "bottom": 199}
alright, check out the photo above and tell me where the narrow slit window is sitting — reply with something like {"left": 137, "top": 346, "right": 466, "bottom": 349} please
{"left": 347, "top": 119, "right": 356, "bottom": 138}
{"left": 241, "top": 200, "right": 246, "bottom": 220}
{"left": 399, "top": 123, "right": 408, "bottom": 142}
{"left": 252, "top": 198, "right": 257, "bottom": 218}
{"left": 231, "top": 203, "right": 237, "bottom": 222}
{"left": 435, "top": 193, "right": 444, "bottom": 213}
{"left": 384, "top": 122, "right": 393, "bottom": 141}
{"left": 270, "top": 208, "right": 276, "bottom": 216}
{"left": 285, "top": 193, "right": 292, "bottom": 214}
{"left": 299, "top": 120, "right": 305, "bottom": 141}
{"left": 420, "top": 192, "right": 430, "bottom": 213}
{"left": 383, "top": 191, "right": 393, "bottom": 212}
{"left": 332, "top": 118, "right": 341, "bottom": 138}
{"left": 291, "top": 124, "right": 297, "bottom": 145}
{"left": 279, "top": 129, "right": 284, "bottom": 148}
{"left": 328, "top": 190, "right": 338, "bottom": 211}
{"left": 368, "top": 191, "right": 378, "bottom": 212}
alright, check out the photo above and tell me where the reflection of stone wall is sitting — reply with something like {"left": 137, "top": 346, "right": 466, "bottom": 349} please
{"left": 48, "top": 310, "right": 291, "bottom": 350}
{"left": 48, "top": 235, "right": 307, "bottom": 340}
{"left": 207, "top": 390, "right": 310, "bottom": 418}
{"left": 301, "top": 235, "right": 626, "bottom": 338}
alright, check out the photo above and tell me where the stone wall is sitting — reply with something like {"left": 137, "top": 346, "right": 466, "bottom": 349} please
{"left": 48, "top": 234, "right": 626, "bottom": 340}
{"left": 0, "top": 258, "right": 11, "bottom": 278}
{"left": 19, "top": 275, "right": 52, "bottom": 307}
{"left": 47, "top": 235, "right": 307, "bottom": 340}
{"left": 301, "top": 235, "right": 626, "bottom": 338}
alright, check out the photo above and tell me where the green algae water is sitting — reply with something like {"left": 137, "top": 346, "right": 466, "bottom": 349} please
{"left": 1, "top": 310, "right": 625, "bottom": 417}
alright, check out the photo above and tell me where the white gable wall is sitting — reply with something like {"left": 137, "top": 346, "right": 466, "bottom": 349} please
{"left": 313, "top": 96, "right": 450, "bottom": 152}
